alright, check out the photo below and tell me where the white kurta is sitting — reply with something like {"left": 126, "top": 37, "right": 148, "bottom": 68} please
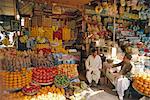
{"left": 85, "top": 55, "right": 102, "bottom": 84}
{"left": 116, "top": 76, "right": 130, "bottom": 100}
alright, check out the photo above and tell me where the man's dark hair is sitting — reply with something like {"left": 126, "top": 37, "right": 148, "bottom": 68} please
{"left": 91, "top": 48, "right": 97, "bottom": 53}
{"left": 125, "top": 53, "right": 132, "bottom": 60}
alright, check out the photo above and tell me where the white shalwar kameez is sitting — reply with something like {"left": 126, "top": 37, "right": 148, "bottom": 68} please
{"left": 115, "top": 76, "right": 130, "bottom": 100}
{"left": 85, "top": 55, "right": 102, "bottom": 84}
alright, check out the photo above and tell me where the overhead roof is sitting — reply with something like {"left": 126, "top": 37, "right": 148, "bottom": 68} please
{"left": 27, "top": 0, "right": 92, "bottom": 9}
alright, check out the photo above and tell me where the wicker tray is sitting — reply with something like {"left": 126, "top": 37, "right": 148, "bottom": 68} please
{"left": 132, "top": 84, "right": 150, "bottom": 97}
{"left": 22, "top": 90, "right": 39, "bottom": 96}
{"left": 54, "top": 82, "right": 70, "bottom": 88}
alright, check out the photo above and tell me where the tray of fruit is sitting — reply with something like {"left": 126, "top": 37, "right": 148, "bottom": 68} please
{"left": 54, "top": 74, "right": 70, "bottom": 88}
{"left": 132, "top": 73, "right": 150, "bottom": 97}
{"left": 57, "top": 64, "right": 79, "bottom": 79}
{"left": 22, "top": 90, "right": 39, "bottom": 96}
{"left": 22, "top": 82, "right": 41, "bottom": 96}
{"left": 32, "top": 67, "right": 58, "bottom": 85}
{"left": 1, "top": 68, "right": 32, "bottom": 91}
{"left": 132, "top": 84, "right": 150, "bottom": 97}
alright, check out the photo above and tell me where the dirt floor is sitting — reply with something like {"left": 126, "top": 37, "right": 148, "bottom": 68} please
{"left": 78, "top": 71, "right": 143, "bottom": 100}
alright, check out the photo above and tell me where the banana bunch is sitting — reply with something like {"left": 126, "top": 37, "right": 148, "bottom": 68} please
{"left": 19, "top": 35, "right": 28, "bottom": 43}
{"left": 43, "top": 27, "right": 53, "bottom": 41}
{"left": 2, "top": 37, "right": 10, "bottom": 46}
{"left": 36, "top": 37, "right": 46, "bottom": 44}
{"left": 31, "top": 27, "right": 38, "bottom": 37}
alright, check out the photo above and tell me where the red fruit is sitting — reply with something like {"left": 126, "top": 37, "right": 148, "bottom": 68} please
{"left": 36, "top": 87, "right": 39, "bottom": 90}
{"left": 47, "top": 69, "right": 50, "bottom": 72}
{"left": 32, "top": 77, "right": 36, "bottom": 81}
{"left": 46, "top": 80, "right": 50, "bottom": 83}
{"left": 46, "top": 73, "right": 50, "bottom": 76}
{"left": 50, "top": 78, "right": 53, "bottom": 82}
{"left": 40, "top": 76, "right": 43, "bottom": 79}
{"left": 43, "top": 77, "right": 46, "bottom": 80}
{"left": 39, "top": 80, "right": 43, "bottom": 83}
{"left": 48, "top": 76, "right": 51, "bottom": 80}
{"left": 44, "top": 80, "right": 48, "bottom": 83}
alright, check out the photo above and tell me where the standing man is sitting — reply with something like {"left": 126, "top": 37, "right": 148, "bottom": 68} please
{"left": 85, "top": 48, "right": 102, "bottom": 87}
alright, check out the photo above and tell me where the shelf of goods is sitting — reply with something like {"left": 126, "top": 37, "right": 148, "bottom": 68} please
{"left": 0, "top": 68, "right": 32, "bottom": 91}
{"left": 132, "top": 73, "right": 150, "bottom": 97}
{"left": 57, "top": 64, "right": 79, "bottom": 79}
{"left": 32, "top": 67, "right": 58, "bottom": 85}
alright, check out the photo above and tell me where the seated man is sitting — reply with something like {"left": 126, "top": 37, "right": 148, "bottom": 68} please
{"left": 112, "top": 54, "right": 133, "bottom": 100}
{"left": 85, "top": 48, "right": 102, "bottom": 87}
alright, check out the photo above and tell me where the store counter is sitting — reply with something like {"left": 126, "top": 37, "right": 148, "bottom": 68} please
{"left": 105, "top": 59, "right": 122, "bottom": 86}
{"left": 105, "top": 69, "right": 116, "bottom": 85}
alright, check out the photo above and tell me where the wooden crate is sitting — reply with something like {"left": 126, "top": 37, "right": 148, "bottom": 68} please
{"left": 42, "top": 16, "right": 52, "bottom": 27}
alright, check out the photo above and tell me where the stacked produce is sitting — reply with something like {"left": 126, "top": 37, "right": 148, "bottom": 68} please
{"left": 58, "top": 64, "right": 79, "bottom": 79}
{"left": 30, "top": 50, "right": 54, "bottom": 67}
{"left": 37, "top": 48, "right": 51, "bottom": 54}
{"left": 0, "top": 49, "right": 34, "bottom": 70}
{"left": 31, "top": 27, "right": 53, "bottom": 39}
{"left": 36, "top": 44, "right": 50, "bottom": 49}
{"left": 0, "top": 48, "right": 54, "bottom": 68}
{"left": 132, "top": 73, "right": 150, "bottom": 96}
{"left": 22, "top": 83, "right": 41, "bottom": 95}
{"left": 51, "top": 47, "right": 68, "bottom": 54}
{"left": 1, "top": 68, "right": 32, "bottom": 90}
{"left": 54, "top": 74, "right": 70, "bottom": 88}
{"left": 30, "top": 27, "right": 44, "bottom": 37}
{"left": 32, "top": 67, "right": 58, "bottom": 84}
{"left": 38, "top": 85, "right": 65, "bottom": 95}
{"left": 50, "top": 39, "right": 68, "bottom": 54}
{"left": 1, "top": 91, "right": 24, "bottom": 100}
{"left": 31, "top": 55, "right": 54, "bottom": 67}
{"left": 66, "top": 81, "right": 89, "bottom": 100}
{"left": 1, "top": 85, "right": 66, "bottom": 100}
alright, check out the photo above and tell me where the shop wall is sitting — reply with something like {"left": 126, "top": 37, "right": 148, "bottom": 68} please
{"left": 0, "top": 0, "right": 16, "bottom": 16}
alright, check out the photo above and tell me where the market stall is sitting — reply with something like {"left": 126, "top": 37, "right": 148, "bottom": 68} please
{"left": 0, "top": 0, "right": 150, "bottom": 100}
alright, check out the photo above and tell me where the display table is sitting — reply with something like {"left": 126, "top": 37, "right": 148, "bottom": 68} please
{"left": 105, "top": 59, "right": 122, "bottom": 86}
{"left": 105, "top": 69, "right": 116, "bottom": 86}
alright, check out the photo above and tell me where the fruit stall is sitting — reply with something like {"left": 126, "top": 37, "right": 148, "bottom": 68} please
{"left": 0, "top": 47, "right": 82, "bottom": 100}
{"left": 0, "top": 63, "right": 90, "bottom": 100}
{"left": 0, "top": 0, "right": 150, "bottom": 100}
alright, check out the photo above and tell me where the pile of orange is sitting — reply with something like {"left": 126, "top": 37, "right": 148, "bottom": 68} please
{"left": 133, "top": 73, "right": 150, "bottom": 96}
{"left": 1, "top": 85, "right": 65, "bottom": 100}
{"left": 58, "top": 64, "right": 78, "bottom": 79}
{"left": 1, "top": 68, "right": 32, "bottom": 90}
{"left": 37, "top": 85, "right": 65, "bottom": 96}
{"left": 1, "top": 91, "right": 24, "bottom": 100}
